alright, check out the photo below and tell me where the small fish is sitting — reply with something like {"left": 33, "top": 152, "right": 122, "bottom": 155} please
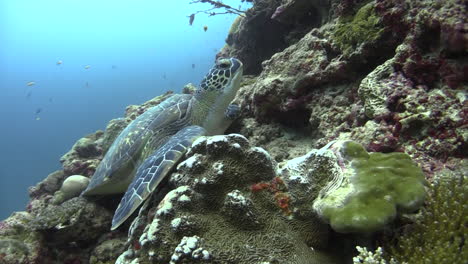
{"left": 192, "top": 63, "right": 195, "bottom": 69}
{"left": 56, "top": 60, "right": 63, "bottom": 65}
{"left": 188, "top": 13, "right": 195, "bottom": 26}
{"left": 49, "top": 97, "right": 53, "bottom": 103}
{"left": 27, "top": 81, "right": 35, "bottom": 86}
{"left": 203, "top": 25, "right": 208, "bottom": 32}
{"left": 26, "top": 91, "right": 32, "bottom": 99}
{"left": 85, "top": 82, "right": 89, "bottom": 87}
{"left": 84, "top": 65, "right": 91, "bottom": 69}
{"left": 35, "top": 117, "right": 41, "bottom": 121}
{"left": 35, "top": 108, "right": 42, "bottom": 114}
{"left": 111, "top": 65, "right": 117, "bottom": 69}
{"left": 162, "top": 73, "right": 167, "bottom": 80}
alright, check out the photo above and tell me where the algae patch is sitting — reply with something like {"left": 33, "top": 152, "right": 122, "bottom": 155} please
{"left": 332, "top": 3, "right": 385, "bottom": 54}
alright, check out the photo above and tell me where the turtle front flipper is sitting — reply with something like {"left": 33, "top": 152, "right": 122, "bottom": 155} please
{"left": 225, "top": 103, "right": 241, "bottom": 119}
{"left": 111, "top": 125, "right": 206, "bottom": 230}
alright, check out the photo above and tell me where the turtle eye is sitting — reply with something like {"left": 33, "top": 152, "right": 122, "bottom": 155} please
{"left": 217, "top": 59, "right": 231, "bottom": 69}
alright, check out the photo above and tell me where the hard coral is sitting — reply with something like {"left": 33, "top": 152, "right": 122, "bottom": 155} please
{"left": 386, "top": 166, "right": 468, "bottom": 264}
{"left": 60, "top": 131, "right": 103, "bottom": 177}
{"left": 52, "top": 175, "right": 90, "bottom": 204}
{"left": 116, "top": 134, "right": 341, "bottom": 264}
{"left": 313, "top": 141, "right": 426, "bottom": 233}
{"left": 380, "top": 0, "right": 468, "bottom": 88}
{"left": 28, "top": 170, "right": 66, "bottom": 199}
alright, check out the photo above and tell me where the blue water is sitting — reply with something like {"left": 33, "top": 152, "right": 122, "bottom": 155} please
{"left": 0, "top": 0, "right": 248, "bottom": 220}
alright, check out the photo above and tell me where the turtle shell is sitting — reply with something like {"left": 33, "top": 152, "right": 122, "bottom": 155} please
{"left": 82, "top": 93, "right": 194, "bottom": 196}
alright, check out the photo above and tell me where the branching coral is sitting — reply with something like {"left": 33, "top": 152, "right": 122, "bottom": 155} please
{"left": 386, "top": 168, "right": 468, "bottom": 264}
{"left": 353, "top": 247, "right": 399, "bottom": 264}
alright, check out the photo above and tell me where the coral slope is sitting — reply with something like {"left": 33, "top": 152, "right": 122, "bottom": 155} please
{"left": 0, "top": 0, "right": 466, "bottom": 263}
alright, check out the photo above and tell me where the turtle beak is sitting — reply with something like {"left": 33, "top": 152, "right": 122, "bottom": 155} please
{"left": 229, "top": 58, "right": 243, "bottom": 74}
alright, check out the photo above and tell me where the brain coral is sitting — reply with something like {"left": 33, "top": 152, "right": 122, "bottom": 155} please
{"left": 115, "top": 134, "right": 343, "bottom": 264}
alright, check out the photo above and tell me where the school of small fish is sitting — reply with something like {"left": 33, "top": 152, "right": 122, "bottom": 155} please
{"left": 24, "top": 14, "right": 209, "bottom": 121}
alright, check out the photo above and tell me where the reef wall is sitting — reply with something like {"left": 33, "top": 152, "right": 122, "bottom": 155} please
{"left": 0, "top": 0, "right": 466, "bottom": 263}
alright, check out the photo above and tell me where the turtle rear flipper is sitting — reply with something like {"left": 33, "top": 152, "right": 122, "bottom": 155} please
{"left": 111, "top": 125, "right": 206, "bottom": 230}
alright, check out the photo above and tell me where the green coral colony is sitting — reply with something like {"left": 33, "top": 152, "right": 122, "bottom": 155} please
{"left": 314, "top": 141, "right": 427, "bottom": 233}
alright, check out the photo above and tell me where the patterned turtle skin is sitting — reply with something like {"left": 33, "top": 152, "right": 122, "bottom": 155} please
{"left": 82, "top": 58, "right": 243, "bottom": 230}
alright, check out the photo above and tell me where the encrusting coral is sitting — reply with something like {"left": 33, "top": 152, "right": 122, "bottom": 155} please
{"left": 313, "top": 140, "right": 426, "bottom": 233}
{"left": 278, "top": 140, "right": 426, "bottom": 234}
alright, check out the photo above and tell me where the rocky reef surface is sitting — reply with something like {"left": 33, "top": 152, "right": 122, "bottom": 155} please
{"left": 1, "top": 0, "right": 466, "bottom": 263}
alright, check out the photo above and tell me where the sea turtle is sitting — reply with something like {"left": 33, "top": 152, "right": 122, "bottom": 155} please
{"left": 82, "top": 58, "right": 243, "bottom": 230}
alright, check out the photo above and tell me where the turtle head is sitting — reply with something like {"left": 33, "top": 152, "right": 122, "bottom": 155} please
{"left": 194, "top": 57, "right": 243, "bottom": 134}
{"left": 197, "top": 57, "right": 243, "bottom": 99}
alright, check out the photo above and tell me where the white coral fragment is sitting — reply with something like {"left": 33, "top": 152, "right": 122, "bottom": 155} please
{"left": 156, "top": 186, "right": 190, "bottom": 217}
{"left": 169, "top": 236, "right": 210, "bottom": 264}
{"left": 191, "top": 136, "right": 207, "bottom": 148}
{"left": 206, "top": 135, "right": 228, "bottom": 145}
{"left": 177, "top": 154, "right": 201, "bottom": 169}
{"left": 227, "top": 133, "right": 248, "bottom": 141}
{"left": 171, "top": 218, "right": 182, "bottom": 230}
{"left": 147, "top": 218, "right": 161, "bottom": 242}
{"left": 251, "top": 146, "right": 273, "bottom": 161}
{"left": 212, "top": 162, "right": 224, "bottom": 175}
{"left": 226, "top": 190, "right": 248, "bottom": 207}
{"left": 353, "top": 246, "right": 401, "bottom": 264}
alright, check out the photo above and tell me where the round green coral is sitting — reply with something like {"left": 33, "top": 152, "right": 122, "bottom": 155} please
{"left": 315, "top": 141, "right": 426, "bottom": 233}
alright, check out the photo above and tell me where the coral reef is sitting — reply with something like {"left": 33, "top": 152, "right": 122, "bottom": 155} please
{"left": 1, "top": 0, "right": 466, "bottom": 263}
{"left": 60, "top": 131, "right": 103, "bottom": 177}
{"left": 312, "top": 141, "right": 426, "bottom": 233}
{"left": 115, "top": 134, "right": 344, "bottom": 264}
{"left": 28, "top": 170, "right": 66, "bottom": 199}
{"left": 220, "top": 0, "right": 329, "bottom": 74}
{"left": 0, "top": 212, "right": 43, "bottom": 264}
{"left": 332, "top": 2, "right": 385, "bottom": 55}
{"left": 235, "top": 0, "right": 466, "bottom": 178}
